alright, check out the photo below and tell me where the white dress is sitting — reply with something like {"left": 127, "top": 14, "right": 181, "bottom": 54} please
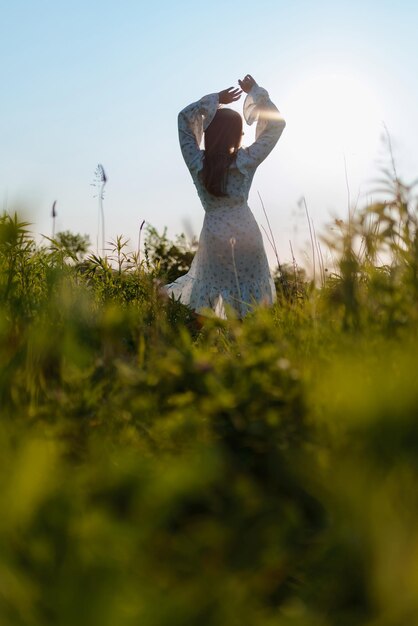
{"left": 165, "top": 84, "right": 286, "bottom": 319}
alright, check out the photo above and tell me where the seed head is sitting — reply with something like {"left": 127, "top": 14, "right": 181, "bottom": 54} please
{"left": 97, "top": 163, "right": 107, "bottom": 183}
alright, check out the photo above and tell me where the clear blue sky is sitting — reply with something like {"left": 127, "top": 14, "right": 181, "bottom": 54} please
{"left": 1, "top": 0, "right": 417, "bottom": 267}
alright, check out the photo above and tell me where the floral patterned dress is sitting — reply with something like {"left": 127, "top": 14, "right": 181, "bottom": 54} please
{"left": 165, "top": 84, "right": 286, "bottom": 319}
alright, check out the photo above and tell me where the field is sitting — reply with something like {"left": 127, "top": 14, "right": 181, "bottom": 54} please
{"left": 1, "top": 170, "right": 418, "bottom": 626}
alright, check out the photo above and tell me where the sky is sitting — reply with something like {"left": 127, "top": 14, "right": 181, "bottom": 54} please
{"left": 1, "top": 0, "right": 418, "bottom": 269}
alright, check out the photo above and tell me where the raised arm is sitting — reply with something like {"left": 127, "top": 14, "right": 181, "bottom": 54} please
{"left": 178, "top": 87, "right": 242, "bottom": 173}
{"left": 178, "top": 94, "right": 218, "bottom": 172}
{"left": 239, "top": 74, "right": 286, "bottom": 169}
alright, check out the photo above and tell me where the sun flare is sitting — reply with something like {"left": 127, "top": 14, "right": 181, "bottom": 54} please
{"left": 284, "top": 71, "right": 383, "bottom": 161}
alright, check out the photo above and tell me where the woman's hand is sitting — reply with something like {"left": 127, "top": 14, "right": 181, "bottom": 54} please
{"left": 218, "top": 86, "right": 242, "bottom": 104}
{"left": 238, "top": 74, "right": 257, "bottom": 94}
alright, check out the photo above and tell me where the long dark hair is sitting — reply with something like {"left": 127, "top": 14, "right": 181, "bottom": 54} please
{"left": 202, "top": 108, "right": 243, "bottom": 197}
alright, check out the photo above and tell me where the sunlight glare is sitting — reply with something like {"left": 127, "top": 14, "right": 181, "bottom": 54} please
{"left": 284, "top": 72, "right": 383, "bottom": 162}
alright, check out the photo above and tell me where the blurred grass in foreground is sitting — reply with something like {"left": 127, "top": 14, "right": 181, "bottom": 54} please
{"left": 1, "top": 168, "right": 418, "bottom": 625}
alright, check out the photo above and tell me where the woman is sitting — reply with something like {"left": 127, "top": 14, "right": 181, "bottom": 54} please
{"left": 165, "top": 74, "right": 286, "bottom": 320}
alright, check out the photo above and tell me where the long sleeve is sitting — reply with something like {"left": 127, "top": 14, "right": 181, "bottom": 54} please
{"left": 240, "top": 84, "right": 286, "bottom": 169}
{"left": 178, "top": 93, "right": 219, "bottom": 173}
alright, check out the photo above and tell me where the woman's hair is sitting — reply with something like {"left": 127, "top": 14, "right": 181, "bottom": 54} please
{"left": 202, "top": 108, "right": 243, "bottom": 197}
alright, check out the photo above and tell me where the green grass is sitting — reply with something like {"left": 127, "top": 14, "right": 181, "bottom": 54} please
{"left": 1, "top": 168, "right": 418, "bottom": 625}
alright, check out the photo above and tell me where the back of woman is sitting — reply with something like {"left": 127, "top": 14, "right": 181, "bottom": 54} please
{"left": 165, "top": 74, "right": 286, "bottom": 320}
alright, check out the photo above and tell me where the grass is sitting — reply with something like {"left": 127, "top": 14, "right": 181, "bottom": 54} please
{"left": 0, "top": 168, "right": 418, "bottom": 625}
